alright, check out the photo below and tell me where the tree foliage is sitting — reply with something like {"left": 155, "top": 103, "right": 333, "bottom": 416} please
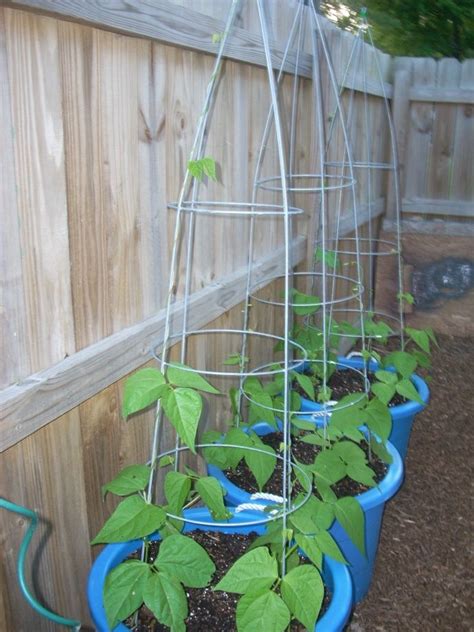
{"left": 320, "top": 0, "right": 474, "bottom": 59}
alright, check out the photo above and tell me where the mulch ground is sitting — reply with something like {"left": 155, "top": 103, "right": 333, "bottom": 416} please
{"left": 347, "top": 334, "right": 474, "bottom": 631}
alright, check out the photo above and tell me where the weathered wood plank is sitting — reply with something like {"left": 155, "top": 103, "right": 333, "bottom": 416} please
{"left": 384, "top": 218, "right": 474, "bottom": 237}
{"left": 409, "top": 86, "right": 474, "bottom": 104}
{"left": 385, "top": 63, "right": 410, "bottom": 221}
{"left": 4, "top": 9, "right": 75, "bottom": 373}
{"left": 404, "top": 58, "right": 436, "bottom": 202}
{"left": 1, "top": 1, "right": 395, "bottom": 100}
{"left": 426, "top": 59, "right": 462, "bottom": 201}
{"left": 0, "top": 236, "right": 307, "bottom": 451}
{"left": 0, "top": 9, "right": 28, "bottom": 387}
{"left": 1, "top": 0, "right": 314, "bottom": 78}
{"left": 401, "top": 197, "right": 473, "bottom": 217}
{"left": 0, "top": 408, "right": 92, "bottom": 630}
{"left": 334, "top": 197, "right": 386, "bottom": 237}
{"left": 450, "top": 60, "right": 474, "bottom": 203}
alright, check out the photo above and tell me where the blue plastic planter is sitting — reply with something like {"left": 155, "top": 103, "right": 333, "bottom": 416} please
{"left": 299, "top": 355, "right": 430, "bottom": 461}
{"left": 209, "top": 422, "right": 404, "bottom": 603}
{"left": 88, "top": 507, "right": 353, "bottom": 632}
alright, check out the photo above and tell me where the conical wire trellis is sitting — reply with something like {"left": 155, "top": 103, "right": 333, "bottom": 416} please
{"left": 319, "top": 8, "right": 406, "bottom": 347}
{"left": 241, "top": 1, "right": 372, "bottom": 427}
{"left": 143, "top": 0, "right": 318, "bottom": 558}
{"left": 141, "top": 0, "right": 380, "bottom": 581}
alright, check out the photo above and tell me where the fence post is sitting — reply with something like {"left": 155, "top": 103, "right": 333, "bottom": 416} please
{"left": 385, "top": 66, "right": 411, "bottom": 222}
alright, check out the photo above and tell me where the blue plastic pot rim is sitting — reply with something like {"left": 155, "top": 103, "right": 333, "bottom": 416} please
{"left": 335, "top": 355, "right": 430, "bottom": 415}
{"left": 209, "top": 422, "right": 404, "bottom": 514}
{"left": 88, "top": 507, "right": 353, "bottom": 632}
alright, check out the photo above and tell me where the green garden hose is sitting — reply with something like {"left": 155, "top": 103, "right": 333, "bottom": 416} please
{"left": 0, "top": 498, "right": 81, "bottom": 630}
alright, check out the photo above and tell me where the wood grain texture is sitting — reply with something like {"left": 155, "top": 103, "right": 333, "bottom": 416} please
{"left": 0, "top": 235, "right": 307, "bottom": 451}
{"left": 2, "top": 0, "right": 314, "bottom": 78}
{"left": 403, "top": 58, "right": 437, "bottom": 202}
{"left": 402, "top": 197, "right": 472, "bottom": 217}
{"left": 0, "top": 9, "right": 28, "bottom": 386}
{"left": 426, "top": 59, "right": 462, "bottom": 201}
{"left": 384, "top": 218, "right": 474, "bottom": 237}
{"left": 0, "top": 408, "right": 92, "bottom": 631}
{"left": 409, "top": 85, "right": 474, "bottom": 104}
{"left": 4, "top": 8, "right": 75, "bottom": 374}
{"left": 450, "top": 60, "right": 474, "bottom": 204}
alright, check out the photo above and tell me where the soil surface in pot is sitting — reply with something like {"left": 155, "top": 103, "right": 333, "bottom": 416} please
{"left": 293, "top": 367, "right": 406, "bottom": 406}
{"left": 126, "top": 530, "right": 329, "bottom": 631}
{"left": 224, "top": 432, "right": 387, "bottom": 498}
{"left": 347, "top": 334, "right": 473, "bottom": 631}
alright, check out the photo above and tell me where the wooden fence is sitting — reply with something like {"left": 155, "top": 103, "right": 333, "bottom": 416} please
{"left": 0, "top": 1, "right": 471, "bottom": 629}
{"left": 387, "top": 55, "right": 474, "bottom": 233}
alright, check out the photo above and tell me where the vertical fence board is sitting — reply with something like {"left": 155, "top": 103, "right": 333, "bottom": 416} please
{"left": 450, "top": 60, "right": 474, "bottom": 203}
{"left": 426, "top": 58, "right": 462, "bottom": 201}
{"left": 0, "top": 409, "right": 92, "bottom": 631}
{"left": 0, "top": 9, "right": 27, "bottom": 386}
{"left": 404, "top": 58, "right": 437, "bottom": 201}
{"left": 4, "top": 8, "right": 74, "bottom": 373}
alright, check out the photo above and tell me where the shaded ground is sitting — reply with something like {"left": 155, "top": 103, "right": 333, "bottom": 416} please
{"left": 348, "top": 334, "right": 474, "bottom": 631}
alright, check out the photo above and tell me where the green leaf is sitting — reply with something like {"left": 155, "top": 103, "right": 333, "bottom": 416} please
{"left": 291, "top": 417, "right": 316, "bottom": 431}
{"left": 155, "top": 533, "right": 215, "bottom": 587}
{"left": 281, "top": 565, "right": 324, "bottom": 630}
{"left": 425, "top": 327, "right": 439, "bottom": 348}
{"left": 214, "top": 547, "right": 278, "bottom": 594}
{"left": 158, "top": 455, "right": 174, "bottom": 468}
{"left": 164, "top": 471, "right": 191, "bottom": 516}
{"left": 162, "top": 387, "right": 203, "bottom": 453}
{"left": 236, "top": 590, "right": 291, "bottom": 632}
{"left": 314, "top": 530, "right": 347, "bottom": 563}
{"left": 294, "top": 534, "right": 322, "bottom": 569}
{"left": 195, "top": 476, "right": 230, "bottom": 521}
{"left": 201, "top": 156, "right": 217, "bottom": 180}
{"left": 314, "top": 246, "right": 339, "bottom": 269}
{"left": 370, "top": 437, "right": 393, "bottom": 464}
{"left": 292, "top": 290, "right": 321, "bottom": 316}
{"left": 384, "top": 351, "right": 417, "bottom": 378}
{"left": 375, "top": 369, "right": 398, "bottom": 385}
{"left": 365, "top": 399, "right": 392, "bottom": 442}
{"left": 405, "top": 327, "right": 430, "bottom": 353}
{"left": 248, "top": 389, "right": 276, "bottom": 427}
{"left": 143, "top": 571, "right": 187, "bottom": 632}
{"left": 312, "top": 449, "right": 346, "bottom": 484}
{"left": 224, "top": 353, "right": 249, "bottom": 366}
{"left": 224, "top": 427, "right": 253, "bottom": 468}
{"left": 243, "top": 376, "right": 264, "bottom": 395}
{"left": 245, "top": 435, "right": 276, "bottom": 490}
{"left": 397, "top": 291, "right": 414, "bottom": 305}
{"left": 104, "top": 560, "right": 150, "bottom": 629}
{"left": 293, "top": 371, "right": 315, "bottom": 400}
{"left": 122, "top": 368, "right": 167, "bottom": 417}
{"left": 332, "top": 440, "right": 367, "bottom": 465}
{"left": 396, "top": 378, "right": 424, "bottom": 405}
{"left": 334, "top": 496, "right": 365, "bottom": 556}
{"left": 92, "top": 496, "right": 166, "bottom": 544}
{"left": 187, "top": 156, "right": 217, "bottom": 182}
{"left": 346, "top": 462, "right": 376, "bottom": 487}
{"left": 202, "top": 429, "right": 222, "bottom": 443}
{"left": 371, "top": 381, "right": 396, "bottom": 406}
{"left": 167, "top": 363, "right": 220, "bottom": 394}
{"left": 412, "top": 349, "right": 431, "bottom": 369}
{"left": 102, "top": 464, "right": 151, "bottom": 498}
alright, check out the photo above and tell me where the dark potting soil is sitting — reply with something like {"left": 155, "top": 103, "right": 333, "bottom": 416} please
{"left": 292, "top": 368, "right": 406, "bottom": 406}
{"left": 347, "top": 334, "right": 474, "bottom": 631}
{"left": 224, "top": 431, "right": 387, "bottom": 499}
{"left": 126, "top": 530, "right": 330, "bottom": 631}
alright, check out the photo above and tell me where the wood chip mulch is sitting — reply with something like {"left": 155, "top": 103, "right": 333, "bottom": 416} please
{"left": 347, "top": 334, "right": 474, "bottom": 631}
